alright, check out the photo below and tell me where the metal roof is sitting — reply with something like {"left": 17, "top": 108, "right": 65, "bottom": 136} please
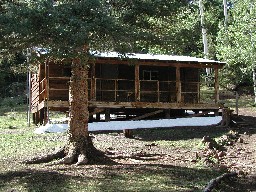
{"left": 92, "top": 51, "right": 225, "bottom": 65}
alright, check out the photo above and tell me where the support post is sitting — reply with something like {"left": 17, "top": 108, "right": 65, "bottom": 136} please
{"left": 39, "top": 109, "right": 44, "bottom": 125}
{"left": 176, "top": 67, "right": 182, "bottom": 103}
{"left": 96, "top": 113, "right": 101, "bottom": 121}
{"left": 135, "top": 64, "right": 140, "bottom": 101}
{"left": 44, "top": 107, "right": 48, "bottom": 125}
{"left": 105, "top": 108, "right": 110, "bottom": 122}
{"left": 164, "top": 109, "right": 171, "bottom": 119}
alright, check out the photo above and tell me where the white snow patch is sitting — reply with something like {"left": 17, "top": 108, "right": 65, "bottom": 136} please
{"left": 34, "top": 116, "right": 222, "bottom": 134}
{"left": 34, "top": 124, "right": 69, "bottom": 134}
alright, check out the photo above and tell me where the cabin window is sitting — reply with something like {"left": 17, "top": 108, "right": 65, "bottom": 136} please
{"left": 143, "top": 70, "right": 159, "bottom": 80}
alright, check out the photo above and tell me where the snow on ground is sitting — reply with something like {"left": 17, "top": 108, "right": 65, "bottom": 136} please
{"left": 34, "top": 116, "right": 222, "bottom": 134}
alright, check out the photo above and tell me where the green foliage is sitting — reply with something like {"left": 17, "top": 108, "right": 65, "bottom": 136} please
{"left": 0, "top": 0, "right": 189, "bottom": 58}
{"left": 147, "top": 0, "right": 224, "bottom": 57}
{"left": 0, "top": 0, "right": 229, "bottom": 73}
{"left": 0, "top": 96, "right": 26, "bottom": 108}
{"left": 0, "top": 0, "right": 225, "bottom": 57}
{"left": 0, "top": 52, "right": 27, "bottom": 97}
{"left": 217, "top": 0, "right": 256, "bottom": 87}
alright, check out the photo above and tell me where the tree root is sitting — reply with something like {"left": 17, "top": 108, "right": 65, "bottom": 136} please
{"left": 203, "top": 172, "right": 238, "bottom": 192}
{"left": 23, "top": 148, "right": 65, "bottom": 164}
{"left": 23, "top": 136, "right": 109, "bottom": 165}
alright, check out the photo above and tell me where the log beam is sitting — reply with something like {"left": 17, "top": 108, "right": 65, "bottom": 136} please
{"left": 131, "top": 109, "right": 163, "bottom": 121}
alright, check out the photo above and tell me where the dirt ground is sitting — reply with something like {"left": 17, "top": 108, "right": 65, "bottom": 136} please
{"left": 90, "top": 107, "right": 256, "bottom": 191}
{"left": 229, "top": 108, "right": 256, "bottom": 191}
{"left": 2, "top": 107, "right": 255, "bottom": 191}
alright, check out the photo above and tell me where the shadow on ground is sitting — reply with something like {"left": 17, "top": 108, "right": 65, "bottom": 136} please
{"left": 0, "top": 164, "right": 225, "bottom": 192}
{"left": 0, "top": 163, "right": 254, "bottom": 192}
{"left": 0, "top": 169, "right": 78, "bottom": 192}
{"left": 131, "top": 125, "right": 230, "bottom": 142}
{"left": 130, "top": 114, "right": 256, "bottom": 142}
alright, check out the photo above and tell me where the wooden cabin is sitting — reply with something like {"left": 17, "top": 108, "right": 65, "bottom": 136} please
{"left": 30, "top": 52, "right": 225, "bottom": 125}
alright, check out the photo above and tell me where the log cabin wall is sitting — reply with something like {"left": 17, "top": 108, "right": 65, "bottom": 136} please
{"left": 31, "top": 74, "right": 39, "bottom": 112}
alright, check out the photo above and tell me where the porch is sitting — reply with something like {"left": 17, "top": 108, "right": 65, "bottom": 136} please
{"left": 30, "top": 53, "right": 224, "bottom": 124}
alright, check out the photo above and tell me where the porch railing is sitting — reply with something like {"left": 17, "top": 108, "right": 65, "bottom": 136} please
{"left": 34, "top": 77, "right": 217, "bottom": 104}
{"left": 93, "top": 78, "right": 215, "bottom": 104}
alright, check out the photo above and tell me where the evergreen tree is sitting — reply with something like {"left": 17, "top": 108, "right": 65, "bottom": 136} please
{"left": 0, "top": 0, "right": 188, "bottom": 164}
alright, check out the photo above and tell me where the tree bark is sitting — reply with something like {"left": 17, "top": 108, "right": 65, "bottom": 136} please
{"left": 221, "top": 107, "right": 232, "bottom": 127}
{"left": 253, "top": 68, "right": 256, "bottom": 104}
{"left": 61, "top": 57, "right": 92, "bottom": 165}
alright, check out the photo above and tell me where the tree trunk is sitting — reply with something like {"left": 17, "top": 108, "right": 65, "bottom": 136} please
{"left": 24, "top": 56, "right": 105, "bottom": 165}
{"left": 61, "top": 58, "right": 92, "bottom": 165}
{"left": 221, "top": 107, "right": 232, "bottom": 127}
{"left": 253, "top": 68, "right": 256, "bottom": 104}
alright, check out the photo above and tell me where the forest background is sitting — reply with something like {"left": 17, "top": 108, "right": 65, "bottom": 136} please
{"left": 0, "top": 0, "right": 256, "bottom": 101}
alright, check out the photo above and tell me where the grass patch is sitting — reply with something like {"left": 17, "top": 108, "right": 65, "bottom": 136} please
{"left": 0, "top": 102, "right": 66, "bottom": 163}
{"left": 222, "top": 95, "right": 255, "bottom": 109}
{"left": 0, "top": 107, "right": 28, "bottom": 130}
{"left": 0, "top": 131, "right": 66, "bottom": 161}
{"left": 155, "top": 138, "right": 200, "bottom": 149}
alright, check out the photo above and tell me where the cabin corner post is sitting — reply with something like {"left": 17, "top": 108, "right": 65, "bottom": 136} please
{"left": 176, "top": 66, "right": 182, "bottom": 103}
{"left": 44, "top": 59, "right": 50, "bottom": 125}
{"left": 135, "top": 64, "right": 140, "bottom": 101}
{"left": 45, "top": 59, "right": 50, "bottom": 101}
{"left": 214, "top": 67, "right": 219, "bottom": 103}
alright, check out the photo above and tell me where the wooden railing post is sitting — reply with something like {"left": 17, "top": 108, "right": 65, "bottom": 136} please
{"left": 135, "top": 64, "right": 140, "bottom": 101}
{"left": 176, "top": 67, "right": 182, "bottom": 103}
{"left": 157, "top": 81, "right": 160, "bottom": 102}
{"left": 115, "top": 79, "right": 118, "bottom": 101}
{"left": 197, "top": 82, "right": 200, "bottom": 103}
